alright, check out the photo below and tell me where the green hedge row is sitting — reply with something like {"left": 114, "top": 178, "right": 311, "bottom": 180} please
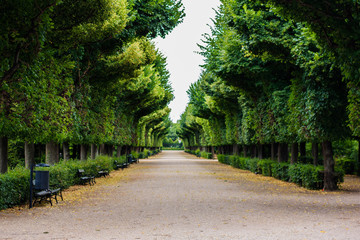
{"left": 133, "top": 149, "right": 161, "bottom": 159}
{"left": 0, "top": 155, "right": 128, "bottom": 210}
{"left": 218, "top": 155, "right": 345, "bottom": 190}
{"left": 0, "top": 149, "right": 163, "bottom": 210}
{"left": 0, "top": 167, "right": 30, "bottom": 210}
{"left": 185, "top": 149, "right": 213, "bottom": 159}
{"left": 335, "top": 157, "right": 358, "bottom": 175}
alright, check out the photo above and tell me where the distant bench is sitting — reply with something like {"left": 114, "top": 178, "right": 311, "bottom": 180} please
{"left": 77, "top": 169, "right": 96, "bottom": 185}
{"left": 97, "top": 166, "right": 109, "bottom": 177}
{"left": 114, "top": 160, "right": 129, "bottom": 170}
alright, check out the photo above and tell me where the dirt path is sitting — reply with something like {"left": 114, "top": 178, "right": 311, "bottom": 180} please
{"left": 1, "top": 151, "right": 359, "bottom": 240}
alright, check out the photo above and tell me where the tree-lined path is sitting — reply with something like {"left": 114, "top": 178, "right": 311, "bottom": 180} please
{"left": 1, "top": 151, "right": 359, "bottom": 239}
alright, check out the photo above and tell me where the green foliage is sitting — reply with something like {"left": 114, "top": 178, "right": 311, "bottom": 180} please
{"left": 257, "top": 159, "right": 274, "bottom": 176}
{"left": 0, "top": 155, "right": 128, "bottom": 210}
{"left": 1, "top": 0, "right": 183, "bottom": 173}
{"left": 131, "top": 151, "right": 140, "bottom": 159}
{"left": 265, "top": 0, "right": 360, "bottom": 137}
{"left": 194, "top": 149, "right": 201, "bottom": 157}
{"left": 125, "top": 0, "right": 185, "bottom": 39}
{"left": 230, "top": 156, "right": 246, "bottom": 169}
{"left": 270, "top": 162, "right": 290, "bottom": 181}
{"left": 288, "top": 164, "right": 302, "bottom": 185}
{"left": 200, "top": 151, "right": 213, "bottom": 159}
{"left": 163, "top": 122, "right": 183, "bottom": 148}
{"left": 288, "top": 164, "right": 344, "bottom": 190}
{"left": 217, "top": 154, "right": 229, "bottom": 164}
{"left": 333, "top": 140, "right": 358, "bottom": 160}
{"left": 300, "top": 164, "right": 323, "bottom": 190}
{"left": 179, "top": 0, "right": 352, "bottom": 190}
{"left": 0, "top": 167, "right": 30, "bottom": 210}
{"left": 245, "top": 158, "right": 260, "bottom": 173}
{"left": 185, "top": 149, "right": 213, "bottom": 159}
{"left": 218, "top": 153, "right": 346, "bottom": 190}
{"left": 336, "top": 157, "right": 358, "bottom": 175}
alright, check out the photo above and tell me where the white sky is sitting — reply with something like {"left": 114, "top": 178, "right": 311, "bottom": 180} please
{"left": 154, "top": 0, "right": 221, "bottom": 122}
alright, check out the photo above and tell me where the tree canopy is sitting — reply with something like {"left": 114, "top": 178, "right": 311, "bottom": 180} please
{"left": 0, "top": 0, "right": 185, "bottom": 172}
{"left": 179, "top": 0, "right": 353, "bottom": 190}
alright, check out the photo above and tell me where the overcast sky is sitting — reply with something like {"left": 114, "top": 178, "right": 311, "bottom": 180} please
{"left": 154, "top": 0, "right": 221, "bottom": 122}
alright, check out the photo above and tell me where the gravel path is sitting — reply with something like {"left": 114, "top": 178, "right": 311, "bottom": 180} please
{"left": 0, "top": 151, "right": 359, "bottom": 240}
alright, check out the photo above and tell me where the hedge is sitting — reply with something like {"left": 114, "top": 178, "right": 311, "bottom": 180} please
{"left": 0, "top": 167, "right": 30, "bottom": 210}
{"left": 185, "top": 149, "right": 213, "bottom": 159}
{"left": 0, "top": 155, "right": 127, "bottom": 210}
{"left": 217, "top": 155, "right": 345, "bottom": 190}
{"left": 200, "top": 151, "right": 213, "bottom": 159}
{"left": 0, "top": 149, "right": 164, "bottom": 210}
{"left": 335, "top": 157, "right": 358, "bottom": 175}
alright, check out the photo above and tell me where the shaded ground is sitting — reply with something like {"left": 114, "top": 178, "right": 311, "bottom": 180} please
{"left": 0, "top": 151, "right": 359, "bottom": 240}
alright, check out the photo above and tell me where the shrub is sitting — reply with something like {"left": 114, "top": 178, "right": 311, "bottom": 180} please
{"left": 194, "top": 148, "right": 201, "bottom": 157}
{"left": 300, "top": 164, "right": 323, "bottom": 189}
{"left": 200, "top": 151, "right": 213, "bottom": 159}
{"left": 336, "top": 157, "right": 357, "bottom": 174}
{"left": 335, "top": 166, "right": 345, "bottom": 184}
{"left": 257, "top": 159, "right": 275, "bottom": 176}
{"left": 216, "top": 154, "right": 346, "bottom": 190}
{"left": 288, "top": 164, "right": 345, "bottom": 190}
{"left": 245, "top": 158, "right": 259, "bottom": 173}
{"left": 0, "top": 167, "right": 30, "bottom": 210}
{"left": 0, "top": 155, "right": 127, "bottom": 210}
{"left": 143, "top": 149, "right": 150, "bottom": 158}
{"left": 238, "top": 157, "right": 247, "bottom": 169}
{"left": 288, "top": 164, "right": 302, "bottom": 185}
{"left": 229, "top": 155, "right": 239, "bottom": 168}
{"left": 217, "top": 154, "right": 226, "bottom": 164}
{"left": 271, "top": 162, "right": 290, "bottom": 181}
{"left": 138, "top": 152, "right": 145, "bottom": 159}
{"left": 131, "top": 151, "right": 140, "bottom": 159}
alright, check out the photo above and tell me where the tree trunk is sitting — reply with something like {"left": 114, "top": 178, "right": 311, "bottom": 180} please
{"left": 46, "top": 142, "right": 59, "bottom": 165}
{"left": 258, "top": 144, "right": 264, "bottom": 159}
{"left": 233, "top": 144, "right": 239, "bottom": 156}
{"left": 108, "top": 145, "right": 114, "bottom": 157}
{"left": 70, "top": 144, "right": 76, "bottom": 159}
{"left": 299, "top": 142, "right": 306, "bottom": 157}
{"left": 80, "top": 144, "right": 87, "bottom": 160}
{"left": 243, "top": 145, "right": 248, "bottom": 158}
{"left": 251, "top": 145, "right": 257, "bottom": 158}
{"left": 25, "top": 142, "right": 35, "bottom": 169}
{"left": 278, "top": 143, "right": 288, "bottom": 163}
{"left": 91, "top": 144, "right": 97, "bottom": 159}
{"left": 63, "top": 142, "right": 70, "bottom": 161}
{"left": 116, "top": 146, "right": 122, "bottom": 158}
{"left": 322, "top": 141, "right": 337, "bottom": 191}
{"left": 271, "top": 142, "right": 278, "bottom": 160}
{"left": 99, "top": 144, "right": 105, "bottom": 155}
{"left": 291, "top": 143, "right": 298, "bottom": 164}
{"left": 312, "top": 142, "right": 319, "bottom": 165}
{"left": 0, "top": 137, "right": 8, "bottom": 173}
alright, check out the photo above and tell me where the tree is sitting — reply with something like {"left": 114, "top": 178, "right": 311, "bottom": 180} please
{"left": 181, "top": 0, "right": 351, "bottom": 190}
{"left": 1, "top": 0, "right": 185, "bottom": 171}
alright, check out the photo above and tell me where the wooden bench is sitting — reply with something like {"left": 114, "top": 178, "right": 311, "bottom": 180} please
{"left": 32, "top": 181, "right": 63, "bottom": 206}
{"left": 97, "top": 166, "right": 109, "bottom": 177}
{"left": 127, "top": 155, "right": 139, "bottom": 164}
{"left": 77, "top": 169, "right": 96, "bottom": 185}
{"left": 114, "top": 160, "right": 128, "bottom": 170}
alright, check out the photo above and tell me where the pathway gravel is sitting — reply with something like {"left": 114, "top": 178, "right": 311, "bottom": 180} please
{"left": 0, "top": 151, "right": 359, "bottom": 240}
